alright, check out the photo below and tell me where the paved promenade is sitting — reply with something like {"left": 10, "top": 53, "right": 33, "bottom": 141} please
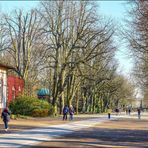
{"left": 0, "top": 115, "right": 113, "bottom": 147}
{"left": 0, "top": 113, "right": 148, "bottom": 148}
{"left": 33, "top": 113, "right": 148, "bottom": 148}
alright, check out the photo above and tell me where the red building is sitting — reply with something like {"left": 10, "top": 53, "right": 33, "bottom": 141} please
{"left": 7, "top": 76, "right": 24, "bottom": 103}
{"left": 0, "top": 63, "right": 24, "bottom": 112}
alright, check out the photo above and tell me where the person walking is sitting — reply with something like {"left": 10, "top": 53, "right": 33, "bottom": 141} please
{"left": 107, "top": 108, "right": 112, "bottom": 119}
{"left": 128, "top": 108, "right": 131, "bottom": 115}
{"left": 115, "top": 108, "right": 119, "bottom": 116}
{"left": 69, "top": 105, "right": 74, "bottom": 120}
{"left": 63, "top": 105, "right": 69, "bottom": 120}
{"left": 137, "top": 108, "right": 141, "bottom": 119}
{"left": 1, "top": 107, "right": 11, "bottom": 131}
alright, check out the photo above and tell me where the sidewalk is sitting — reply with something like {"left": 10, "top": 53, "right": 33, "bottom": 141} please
{"left": 0, "top": 115, "right": 115, "bottom": 148}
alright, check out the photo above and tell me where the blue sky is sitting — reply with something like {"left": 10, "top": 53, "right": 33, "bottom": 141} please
{"left": 0, "top": 1, "right": 133, "bottom": 77}
{"left": 98, "top": 1, "right": 133, "bottom": 78}
{"left": 0, "top": 1, "right": 38, "bottom": 13}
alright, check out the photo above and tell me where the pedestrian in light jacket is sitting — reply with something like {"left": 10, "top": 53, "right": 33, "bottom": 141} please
{"left": 69, "top": 105, "right": 74, "bottom": 120}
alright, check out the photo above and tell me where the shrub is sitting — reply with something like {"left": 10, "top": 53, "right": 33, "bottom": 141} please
{"left": 32, "top": 109, "right": 49, "bottom": 117}
{"left": 10, "top": 114, "right": 17, "bottom": 120}
{"left": 9, "top": 96, "right": 52, "bottom": 117}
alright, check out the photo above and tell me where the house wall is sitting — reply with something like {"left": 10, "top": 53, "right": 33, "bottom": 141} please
{"left": 0, "top": 64, "right": 24, "bottom": 113}
{"left": 7, "top": 76, "right": 24, "bottom": 103}
{"left": 0, "top": 68, "right": 7, "bottom": 111}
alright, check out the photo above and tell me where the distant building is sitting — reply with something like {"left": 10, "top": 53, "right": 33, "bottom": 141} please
{"left": 0, "top": 63, "right": 24, "bottom": 112}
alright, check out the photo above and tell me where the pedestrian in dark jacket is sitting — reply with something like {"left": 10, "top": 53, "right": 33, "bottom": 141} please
{"left": 1, "top": 107, "right": 11, "bottom": 131}
{"left": 63, "top": 105, "right": 69, "bottom": 120}
{"left": 137, "top": 108, "right": 141, "bottom": 119}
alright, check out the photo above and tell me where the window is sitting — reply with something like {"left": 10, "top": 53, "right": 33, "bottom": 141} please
{"left": 12, "top": 86, "right": 15, "bottom": 100}
{"left": 18, "top": 86, "right": 21, "bottom": 92}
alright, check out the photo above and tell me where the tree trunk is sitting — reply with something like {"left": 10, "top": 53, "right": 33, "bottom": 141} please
{"left": 82, "top": 95, "right": 86, "bottom": 113}
{"left": 52, "top": 103, "right": 58, "bottom": 116}
{"left": 76, "top": 97, "right": 79, "bottom": 115}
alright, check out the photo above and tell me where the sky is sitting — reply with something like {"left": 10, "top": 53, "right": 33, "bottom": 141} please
{"left": 98, "top": 1, "right": 134, "bottom": 78}
{"left": 0, "top": 1, "right": 38, "bottom": 12}
{"left": 0, "top": 1, "right": 134, "bottom": 78}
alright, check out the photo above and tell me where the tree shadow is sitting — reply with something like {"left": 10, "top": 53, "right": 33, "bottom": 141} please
{"left": 30, "top": 127, "right": 148, "bottom": 148}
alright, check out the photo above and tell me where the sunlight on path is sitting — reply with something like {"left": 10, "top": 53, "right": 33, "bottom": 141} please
{"left": 0, "top": 113, "right": 147, "bottom": 148}
{"left": 0, "top": 116, "right": 113, "bottom": 147}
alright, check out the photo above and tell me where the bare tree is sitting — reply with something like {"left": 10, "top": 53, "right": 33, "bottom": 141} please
{"left": 123, "top": 0, "right": 148, "bottom": 87}
{"left": 123, "top": 0, "right": 148, "bottom": 106}
{"left": 37, "top": 1, "right": 116, "bottom": 115}
{"left": 0, "top": 9, "right": 44, "bottom": 95}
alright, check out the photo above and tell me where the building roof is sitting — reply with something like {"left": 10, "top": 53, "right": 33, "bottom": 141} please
{"left": 0, "top": 63, "right": 14, "bottom": 70}
{"left": 37, "top": 88, "right": 51, "bottom": 96}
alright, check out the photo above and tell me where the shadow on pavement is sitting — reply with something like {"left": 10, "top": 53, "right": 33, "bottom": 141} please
{"left": 30, "top": 126, "right": 148, "bottom": 148}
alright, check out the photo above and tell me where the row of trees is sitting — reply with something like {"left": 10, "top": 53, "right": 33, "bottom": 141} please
{"left": 124, "top": 0, "right": 148, "bottom": 107}
{"left": 0, "top": 1, "right": 134, "bottom": 115}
